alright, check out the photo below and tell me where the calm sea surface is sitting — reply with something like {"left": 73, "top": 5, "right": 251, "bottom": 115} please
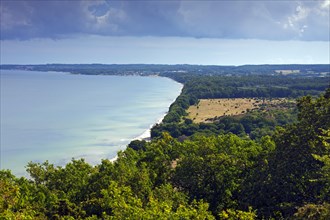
{"left": 0, "top": 70, "right": 182, "bottom": 176}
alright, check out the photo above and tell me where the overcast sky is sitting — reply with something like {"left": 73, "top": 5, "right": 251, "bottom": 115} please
{"left": 1, "top": 0, "right": 329, "bottom": 65}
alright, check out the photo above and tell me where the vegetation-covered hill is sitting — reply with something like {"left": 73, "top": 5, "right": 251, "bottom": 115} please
{"left": 1, "top": 64, "right": 329, "bottom": 219}
{"left": 1, "top": 89, "right": 330, "bottom": 219}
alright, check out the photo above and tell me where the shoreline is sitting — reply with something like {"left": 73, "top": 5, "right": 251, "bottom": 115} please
{"left": 136, "top": 113, "right": 168, "bottom": 141}
{"left": 1, "top": 69, "right": 183, "bottom": 170}
{"left": 108, "top": 81, "right": 182, "bottom": 163}
{"left": 109, "top": 112, "right": 169, "bottom": 163}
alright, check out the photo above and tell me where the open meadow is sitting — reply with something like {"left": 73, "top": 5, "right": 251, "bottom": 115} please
{"left": 187, "top": 98, "right": 294, "bottom": 123}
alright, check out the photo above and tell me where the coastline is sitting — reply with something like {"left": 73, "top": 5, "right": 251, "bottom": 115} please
{"left": 109, "top": 112, "right": 169, "bottom": 163}
{"left": 96, "top": 76, "right": 183, "bottom": 163}
{"left": 136, "top": 113, "right": 168, "bottom": 141}
{"left": 1, "top": 69, "right": 183, "bottom": 169}
{"left": 108, "top": 87, "right": 182, "bottom": 163}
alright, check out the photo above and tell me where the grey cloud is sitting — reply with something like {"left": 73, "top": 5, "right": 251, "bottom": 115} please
{"left": 1, "top": 0, "right": 89, "bottom": 39}
{"left": 177, "top": 0, "right": 329, "bottom": 41}
{"left": 0, "top": 0, "right": 329, "bottom": 41}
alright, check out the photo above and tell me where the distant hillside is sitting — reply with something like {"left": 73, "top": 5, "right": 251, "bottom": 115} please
{"left": 1, "top": 64, "right": 329, "bottom": 77}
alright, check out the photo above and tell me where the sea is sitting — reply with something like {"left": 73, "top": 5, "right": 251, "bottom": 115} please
{"left": 0, "top": 70, "right": 182, "bottom": 176}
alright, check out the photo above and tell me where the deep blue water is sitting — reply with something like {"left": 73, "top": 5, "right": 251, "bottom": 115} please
{"left": 0, "top": 70, "right": 182, "bottom": 176}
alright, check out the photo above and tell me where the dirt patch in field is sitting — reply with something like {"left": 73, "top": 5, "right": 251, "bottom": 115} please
{"left": 187, "top": 98, "right": 292, "bottom": 123}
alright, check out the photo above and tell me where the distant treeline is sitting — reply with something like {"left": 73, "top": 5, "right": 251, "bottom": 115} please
{"left": 1, "top": 63, "right": 329, "bottom": 76}
{"left": 182, "top": 75, "right": 329, "bottom": 98}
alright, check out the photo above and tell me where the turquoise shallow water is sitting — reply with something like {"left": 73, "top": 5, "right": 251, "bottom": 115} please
{"left": 0, "top": 70, "right": 182, "bottom": 176}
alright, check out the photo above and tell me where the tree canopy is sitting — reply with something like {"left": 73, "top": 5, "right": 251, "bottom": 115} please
{"left": 1, "top": 81, "right": 329, "bottom": 219}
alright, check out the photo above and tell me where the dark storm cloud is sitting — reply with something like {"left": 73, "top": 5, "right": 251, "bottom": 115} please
{"left": 1, "top": 0, "right": 329, "bottom": 41}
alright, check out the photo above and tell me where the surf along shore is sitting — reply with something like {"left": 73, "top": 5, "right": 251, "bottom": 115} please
{"left": 69, "top": 72, "right": 184, "bottom": 163}
{"left": 110, "top": 79, "right": 183, "bottom": 162}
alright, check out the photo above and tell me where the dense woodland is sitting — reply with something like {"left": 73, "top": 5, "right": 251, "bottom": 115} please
{"left": 1, "top": 64, "right": 330, "bottom": 219}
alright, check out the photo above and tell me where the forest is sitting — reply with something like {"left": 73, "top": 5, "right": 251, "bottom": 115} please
{"left": 151, "top": 74, "right": 328, "bottom": 140}
{"left": 1, "top": 64, "right": 330, "bottom": 219}
{"left": 1, "top": 87, "right": 329, "bottom": 219}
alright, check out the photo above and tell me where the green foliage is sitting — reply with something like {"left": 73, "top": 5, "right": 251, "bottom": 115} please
{"left": 171, "top": 134, "right": 266, "bottom": 214}
{"left": 127, "top": 139, "right": 147, "bottom": 151}
{"left": 0, "top": 170, "right": 48, "bottom": 219}
{"left": 219, "top": 207, "right": 257, "bottom": 220}
{"left": 183, "top": 75, "right": 327, "bottom": 99}
{"left": 152, "top": 108, "right": 297, "bottom": 140}
{"left": 243, "top": 88, "right": 330, "bottom": 218}
{"left": 162, "top": 95, "right": 192, "bottom": 123}
{"left": 312, "top": 128, "right": 330, "bottom": 201}
{"left": 101, "top": 182, "right": 214, "bottom": 219}
{"left": 152, "top": 73, "right": 325, "bottom": 141}
{"left": 1, "top": 85, "right": 329, "bottom": 219}
{"left": 294, "top": 203, "right": 330, "bottom": 220}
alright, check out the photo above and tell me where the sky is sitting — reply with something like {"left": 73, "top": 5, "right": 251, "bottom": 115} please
{"left": 0, "top": 0, "right": 329, "bottom": 65}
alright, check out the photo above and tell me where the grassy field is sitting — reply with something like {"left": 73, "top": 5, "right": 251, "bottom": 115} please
{"left": 187, "top": 98, "right": 293, "bottom": 123}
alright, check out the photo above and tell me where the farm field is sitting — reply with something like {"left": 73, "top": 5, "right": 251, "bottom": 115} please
{"left": 187, "top": 98, "right": 293, "bottom": 123}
